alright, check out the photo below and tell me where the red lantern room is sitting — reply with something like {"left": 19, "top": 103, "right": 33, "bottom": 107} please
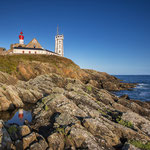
{"left": 19, "top": 31, "right": 24, "bottom": 44}
{"left": 19, "top": 31, "right": 24, "bottom": 40}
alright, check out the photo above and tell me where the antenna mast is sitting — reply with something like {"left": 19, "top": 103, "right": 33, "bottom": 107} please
{"left": 57, "top": 25, "right": 59, "bottom": 35}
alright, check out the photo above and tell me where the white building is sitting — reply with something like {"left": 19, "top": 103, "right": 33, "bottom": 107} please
{"left": 11, "top": 28, "right": 64, "bottom": 57}
{"left": 55, "top": 35, "right": 64, "bottom": 57}
{"left": 13, "top": 47, "right": 57, "bottom": 55}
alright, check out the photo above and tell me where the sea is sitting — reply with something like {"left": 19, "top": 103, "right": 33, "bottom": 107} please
{"left": 114, "top": 75, "right": 150, "bottom": 102}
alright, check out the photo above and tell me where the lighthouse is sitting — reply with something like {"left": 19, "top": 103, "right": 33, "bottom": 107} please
{"left": 55, "top": 26, "right": 64, "bottom": 56}
{"left": 19, "top": 31, "right": 24, "bottom": 45}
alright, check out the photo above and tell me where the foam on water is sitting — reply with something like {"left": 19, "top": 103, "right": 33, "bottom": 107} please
{"left": 136, "top": 83, "right": 149, "bottom": 89}
{"left": 114, "top": 75, "right": 150, "bottom": 101}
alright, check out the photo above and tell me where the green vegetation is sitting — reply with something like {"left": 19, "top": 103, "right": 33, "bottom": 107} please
{"left": 44, "top": 104, "right": 49, "bottom": 111}
{"left": 56, "top": 127, "right": 67, "bottom": 135}
{"left": 96, "top": 100, "right": 101, "bottom": 105}
{"left": 98, "top": 109, "right": 107, "bottom": 116}
{"left": 116, "top": 117, "right": 134, "bottom": 129}
{"left": 56, "top": 126, "right": 71, "bottom": 142}
{"left": 42, "top": 97, "right": 47, "bottom": 104}
{"left": 86, "top": 85, "right": 92, "bottom": 92}
{"left": 0, "top": 54, "right": 78, "bottom": 75}
{"left": 129, "top": 140, "right": 150, "bottom": 150}
{"left": 8, "top": 125, "right": 18, "bottom": 134}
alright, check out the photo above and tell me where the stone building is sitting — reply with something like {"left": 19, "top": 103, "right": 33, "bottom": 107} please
{"left": 7, "top": 28, "right": 64, "bottom": 56}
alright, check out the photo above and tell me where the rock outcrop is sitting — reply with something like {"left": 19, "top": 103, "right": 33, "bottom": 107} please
{"left": 0, "top": 55, "right": 149, "bottom": 150}
{"left": 0, "top": 55, "right": 136, "bottom": 112}
{"left": 0, "top": 74, "right": 148, "bottom": 150}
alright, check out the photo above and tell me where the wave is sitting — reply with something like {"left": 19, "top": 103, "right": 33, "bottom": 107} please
{"left": 135, "top": 83, "right": 149, "bottom": 89}
{"left": 115, "top": 76, "right": 150, "bottom": 101}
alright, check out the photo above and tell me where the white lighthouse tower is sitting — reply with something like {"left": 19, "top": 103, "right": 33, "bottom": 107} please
{"left": 55, "top": 26, "right": 64, "bottom": 56}
{"left": 19, "top": 31, "right": 24, "bottom": 45}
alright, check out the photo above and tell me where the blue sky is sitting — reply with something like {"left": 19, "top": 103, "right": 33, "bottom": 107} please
{"left": 0, "top": 0, "right": 150, "bottom": 75}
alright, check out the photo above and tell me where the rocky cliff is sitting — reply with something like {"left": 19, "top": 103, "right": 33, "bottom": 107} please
{"left": 0, "top": 55, "right": 149, "bottom": 150}
{"left": 0, "top": 55, "right": 135, "bottom": 90}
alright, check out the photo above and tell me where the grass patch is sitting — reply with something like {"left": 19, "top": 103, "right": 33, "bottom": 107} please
{"left": 116, "top": 117, "right": 134, "bottom": 129}
{"left": 86, "top": 85, "right": 92, "bottom": 92}
{"left": 0, "top": 54, "right": 79, "bottom": 75}
{"left": 129, "top": 140, "right": 150, "bottom": 150}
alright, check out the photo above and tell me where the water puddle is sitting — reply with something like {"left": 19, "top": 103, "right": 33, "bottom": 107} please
{"left": 6, "top": 109, "right": 32, "bottom": 125}
{"left": 0, "top": 103, "right": 34, "bottom": 126}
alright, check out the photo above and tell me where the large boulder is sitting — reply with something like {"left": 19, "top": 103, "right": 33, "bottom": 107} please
{"left": 0, "top": 85, "right": 23, "bottom": 111}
